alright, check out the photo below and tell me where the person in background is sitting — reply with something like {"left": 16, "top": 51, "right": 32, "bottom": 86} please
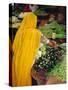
{"left": 37, "top": 14, "right": 57, "bottom": 47}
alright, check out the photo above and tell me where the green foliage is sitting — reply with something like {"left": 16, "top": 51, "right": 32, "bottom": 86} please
{"left": 40, "top": 21, "right": 65, "bottom": 38}
{"left": 34, "top": 45, "right": 63, "bottom": 72}
{"left": 47, "top": 55, "right": 66, "bottom": 81}
{"left": 34, "top": 43, "right": 66, "bottom": 81}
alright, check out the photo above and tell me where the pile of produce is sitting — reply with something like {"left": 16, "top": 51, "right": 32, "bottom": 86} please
{"left": 39, "top": 21, "right": 65, "bottom": 38}
{"left": 34, "top": 44, "right": 64, "bottom": 72}
{"left": 33, "top": 43, "right": 66, "bottom": 82}
{"left": 46, "top": 55, "right": 66, "bottom": 81}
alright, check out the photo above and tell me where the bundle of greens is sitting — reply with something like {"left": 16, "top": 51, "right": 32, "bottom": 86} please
{"left": 39, "top": 21, "right": 65, "bottom": 38}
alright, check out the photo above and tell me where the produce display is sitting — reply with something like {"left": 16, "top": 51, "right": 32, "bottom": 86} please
{"left": 39, "top": 21, "right": 65, "bottom": 38}
{"left": 46, "top": 43, "right": 66, "bottom": 81}
{"left": 33, "top": 43, "right": 66, "bottom": 82}
{"left": 47, "top": 55, "right": 66, "bottom": 81}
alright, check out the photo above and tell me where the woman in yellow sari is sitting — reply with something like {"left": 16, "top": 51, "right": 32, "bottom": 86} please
{"left": 12, "top": 12, "right": 57, "bottom": 86}
{"left": 12, "top": 12, "right": 41, "bottom": 86}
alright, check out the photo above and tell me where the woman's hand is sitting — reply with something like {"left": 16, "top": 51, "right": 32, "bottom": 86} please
{"left": 48, "top": 40, "right": 58, "bottom": 48}
{"left": 41, "top": 35, "right": 58, "bottom": 48}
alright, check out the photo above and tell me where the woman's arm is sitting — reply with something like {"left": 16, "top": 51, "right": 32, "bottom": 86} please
{"left": 41, "top": 34, "right": 58, "bottom": 48}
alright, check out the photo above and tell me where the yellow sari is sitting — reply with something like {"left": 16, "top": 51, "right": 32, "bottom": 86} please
{"left": 12, "top": 12, "right": 41, "bottom": 86}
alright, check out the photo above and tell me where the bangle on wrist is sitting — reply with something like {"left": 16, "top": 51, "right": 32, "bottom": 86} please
{"left": 46, "top": 39, "right": 50, "bottom": 44}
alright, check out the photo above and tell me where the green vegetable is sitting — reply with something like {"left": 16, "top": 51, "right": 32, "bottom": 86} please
{"left": 56, "top": 34, "right": 65, "bottom": 38}
{"left": 34, "top": 46, "right": 63, "bottom": 72}
{"left": 34, "top": 43, "right": 66, "bottom": 81}
{"left": 47, "top": 55, "right": 66, "bottom": 81}
{"left": 40, "top": 20, "right": 65, "bottom": 38}
{"left": 40, "top": 26, "right": 53, "bottom": 38}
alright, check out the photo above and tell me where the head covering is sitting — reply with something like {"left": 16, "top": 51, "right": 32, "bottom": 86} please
{"left": 19, "top": 12, "right": 37, "bottom": 30}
